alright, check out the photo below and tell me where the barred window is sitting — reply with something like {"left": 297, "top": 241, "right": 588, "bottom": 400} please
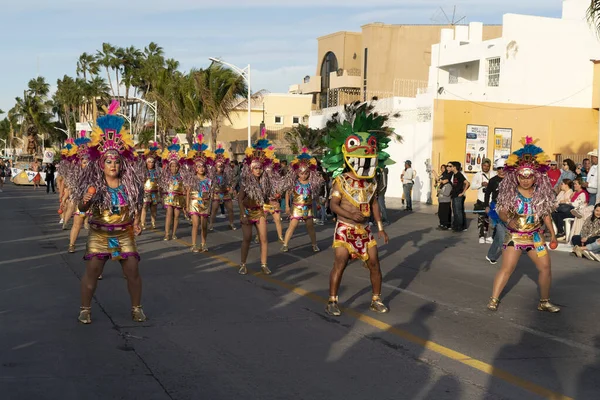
{"left": 487, "top": 57, "right": 500, "bottom": 87}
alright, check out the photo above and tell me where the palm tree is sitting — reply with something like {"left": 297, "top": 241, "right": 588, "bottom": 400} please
{"left": 76, "top": 52, "right": 96, "bottom": 81}
{"left": 96, "top": 42, "right": 116, "bottom": 96}
{"left": 193, "top": 65, "right": 248, "bottom": 150}
{"left": 54, "top": 75, "right": 80, "bottom": 135}
{"left": 284, "top": 124, "right": 325, "bottom": 155}
{"left": 588, "top": 1, "right": 600, "bottom": 32}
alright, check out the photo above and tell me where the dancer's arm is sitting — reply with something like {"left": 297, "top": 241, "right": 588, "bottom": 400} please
{"left": 238, "top": 188, "right": 248, "bottom": 224}
{"left": 371, "top": 196, "right": 389, "bottom": 244}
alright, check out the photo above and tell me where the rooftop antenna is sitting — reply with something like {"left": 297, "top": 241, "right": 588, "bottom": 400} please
{"left": 430, "top": 5, "right": 467, "bottom": 26}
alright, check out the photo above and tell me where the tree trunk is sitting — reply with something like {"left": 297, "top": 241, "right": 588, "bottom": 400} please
{"left": 115, "top": 69, "right": 121, "bottom": 103}
{"left": 211, "top": 118, "right": 219, "bottom": 151}
{"left": 105, "top": 67, "right": 115, "bottom": 97}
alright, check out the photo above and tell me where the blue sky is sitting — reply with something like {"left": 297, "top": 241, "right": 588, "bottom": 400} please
{"left": 0, "top": 0, "right": 563, "bottom": 114}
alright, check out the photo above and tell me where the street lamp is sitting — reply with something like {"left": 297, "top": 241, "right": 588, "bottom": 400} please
{"left": 130, "top": 97, "right": 158, "bottom": 142}
{"left": 209, "top": 57, "right": 252, "bottom": 147}
{"left": 54, "top": 127, "right": 69, "bottom": 138}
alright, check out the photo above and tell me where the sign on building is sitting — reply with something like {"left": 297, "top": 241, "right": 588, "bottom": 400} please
{"left": 464, "top": 124, "right": 489, "bottom": 173}
{"left": 76, "top": 122, "right": 92, "bottom": 133}
{"left": 493, "top": 128, "right": 512, "bottom": 163}
{"left": 42, "top": 150, "right": 55, "bottom": 163}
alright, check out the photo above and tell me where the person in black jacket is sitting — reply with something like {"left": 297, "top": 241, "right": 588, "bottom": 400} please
{"left": 484, "top": 159, "right": 506, "bottom": 264}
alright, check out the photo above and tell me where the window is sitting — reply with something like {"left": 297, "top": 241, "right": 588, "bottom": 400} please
{"left": 486, "top": 57, "right": 500, "bottom": 87}
{"left": 274, "top": 116, "right": 283, "bottom": 125}
{"left": 448, "top": 68, "right": 458, "bottom": 84}
{"left": 292, "top": 116, "right": 300, "bottom": 125}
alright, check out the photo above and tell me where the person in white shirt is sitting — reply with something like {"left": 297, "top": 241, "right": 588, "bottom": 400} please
{"left": 401, "top": 160, "right": 416, "bottom": 211}
{"left": 586, "top": 149, "right": 598, "bottom": 206}
{"left": 470, "top": 158, "right": 496, "bottom": 243}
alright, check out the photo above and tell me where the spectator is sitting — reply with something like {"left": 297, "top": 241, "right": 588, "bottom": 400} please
{"left": 449, "top": 161, "right": 470, "bottom": 232}
{"left": 44, "top": 162, "right": 56, "bottom": 194}
{"left": 547, "top": 160, "right": 561, "bottom": 187}
{"left": 582, "top": 158, "right": 591, "bottom": 182}
{"left": 554, "top": 179, "right": 574, "bottom": 209}
{"left": 0, "top": 159, "right": 5, "bottom": 192}
{"left": 554, "top": 158, "right": 577, "bottom": 191}
{"left": 572, "top": 204, "right": 600, "bottom": 261}
{"left": 553, "top": 177, "right": 588, "bottom": 239}
{"left": 470, "top": 158, "right": 495, "bottom": 243}
{"left": 484, "top": 159, "right": 506, "bottom": 264}
{"left": 401, "top": 160, "right": 416, "bottom": 211}
{"left": 437, "top": 176, "right": 452, "bottom": 230}
{"left": 586, "top": 150, "right": 598, "bottom": 205}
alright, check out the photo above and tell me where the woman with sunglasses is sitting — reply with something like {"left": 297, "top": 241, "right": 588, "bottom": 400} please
{"left": 487, "top": 137, "right": 560, "bottom": 313}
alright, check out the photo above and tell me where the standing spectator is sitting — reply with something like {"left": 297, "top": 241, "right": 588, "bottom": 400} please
{"left": 0, "top": 159, "right": 5, "bottom": 192}
{"left": 401, "top": 160, "right": 416, "bottom": 211}
{"left": 376, "top": 166, "right": 389, "bottom": 224}
{"left": 437, "top": 175, "right": 452, "bottom": 230}
{"left": 449, "top": 161, "right": 470, "bottom": 232}
{"left": 582, "top": 158, "right": 591, "bottom": 182}
{"left": 470, "top": 158, "right": 496, "bottom": 243}
{"left": 44, "top": 162, "right": 56, "bottom": 194}
{"left": 547, "top": 160, "right": 561, "bottom": 188}
{"left": 585, "top": 150, "right": 598, "bottom": 205}
{"left": 484, "top": 159, "right": 506, "bottom": 264}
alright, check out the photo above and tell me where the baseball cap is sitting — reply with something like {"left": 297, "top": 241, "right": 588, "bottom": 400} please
{"left": 494, "top": 158, "right": 506, "bottom": 169}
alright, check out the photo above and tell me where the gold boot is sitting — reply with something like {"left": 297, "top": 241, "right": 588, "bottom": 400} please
{"left": 312, "top": 244, "right": 320, "bottom": 252}
{"left": 325, "top": 296, "right": 342, "bottom": 316}
{"left": 68, "top": 244, "right": 76, "bottom": 253}
{"left": 370, "top": 294, "right": 389, "bottom": 313}
{"left": 278, "top": 236, "right": 284, "bottom": 243}
{"left": 538, "top": 299, "right": 560, "bottom": 313}
{"left": 78, "top": 306, "right": 91, "bottom": 324}
{"left": 487, "top": 297, "right": 500, "bottom": 311}
{"left": 132, "top": 305, "right": 147, "bottom": 322}
{"left": 254, "top": 235, "right": 260, "bottom": 244}
{"left": 238, "top": 263, "right": 248, "bottom": 275}
{"left": 261, "top": 264, "right": 272, "bottom": 275}
{"left": 191, "top": 245, "right": 200, "bottom": 253}
{"left": 140, "top": 224, "right": 146, "bottom": 231}
{"left": 172, "top": 234, "right": 178, "bottom": 240}
{"left": 229, "top": 224, "right": 237, "bottom": 231}
{"left": 281, "top": 244, "right": 289, "bottom": 252}
{"left": 163, "top": 234, "right": 170, "bottom": 241}
{"left": 201, "top": 243, "right": 208, "bottom": 252}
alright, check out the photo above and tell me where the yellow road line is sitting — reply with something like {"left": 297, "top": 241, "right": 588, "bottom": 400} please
{"left": 152, "top": 230, "right": 573, "bottom": 400}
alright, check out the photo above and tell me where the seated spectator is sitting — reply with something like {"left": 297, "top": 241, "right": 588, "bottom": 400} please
{"left": 572, "top": 204, "right": 600, "bottom": 261}
{"left": 554, "top": 179, "right": 573, "bottom": 209}
{"left": 553, "top": 178, "right": 588, "bottom": 239}
{"left": 554, "top": 158, "right": 577, "bottom": 191}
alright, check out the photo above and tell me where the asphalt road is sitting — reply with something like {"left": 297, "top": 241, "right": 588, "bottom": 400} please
{"left": 1, "top": 184, "right": 599, "bottom": 400}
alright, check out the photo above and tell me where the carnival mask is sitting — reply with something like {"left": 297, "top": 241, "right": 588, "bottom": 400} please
{"left": 342, "top": 132, "right": 378, "bottom": 179}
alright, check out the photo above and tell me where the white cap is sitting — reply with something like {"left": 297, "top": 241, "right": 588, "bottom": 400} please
{"left": 494, "top": 158, "right": 506, "bottom": 169}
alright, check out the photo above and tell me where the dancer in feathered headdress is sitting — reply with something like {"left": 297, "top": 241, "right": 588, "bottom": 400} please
{"left": 184, "top": 134, "right": 215, "bottom": 252}
{"left": 159, "top": 137, "right": 185, "bottom": 241}
{"left": 140, "top": 141, "right": 161, "bottom": 230}
{"left": 487, "top": 137, "right": 560, "bottom": 313}
{"left": 208, "top": 143, "right": 236, "bottom": 231}
{"left": 259, "top": 128, "right": 285, "bottom": 243}
{"left": 237, "top": 132, "right": 274, "bottom": 276}
{"left": 56, "top": 138, "right": 77, "bottom": 224}
{"left": 321, "top": 108, "right": 394, "bottom": 317}
{"left": 74, "top": 100, "right": 146, "bottom": 324}
{"left": 279, "top": 148, "right": 324, "bottom": 253}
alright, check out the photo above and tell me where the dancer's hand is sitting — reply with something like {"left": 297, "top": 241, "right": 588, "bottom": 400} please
{"left": 352, "top": 211, "right": 365, "bottom": 223}
{"left": 82, "top": 192, "right": 93, "bottom": 204}
{"left": 582, "top": 237, "right": 588, "bottom": 244}
{"left": 550, "top": 237, "right": 558, "bottom": 249}
{"left": 378, "top": 230, "right": 389, "bottom": 244}
{"left": 134, "top": 224, "right": 142, "bottom": 236}
{"left": 240, "top": 215, "right": 249, "bottom": 225}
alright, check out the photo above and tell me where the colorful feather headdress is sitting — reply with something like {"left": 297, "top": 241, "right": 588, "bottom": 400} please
{"left": 74, "top": 130, "right": 92, "bottom": 160}
{"left": 60, "top": 138, "right": 78, "bottom": 160}
{"left": 291, "top": 147, "right": 317, "bottom": 172}
{"left": 143, "top": 141, "right": 161, "bottom": 161}
{"left": 505, "top": 137, "right": 549, "bottom": 175}
{"left": 160, "top": 137, "right": 185, "bottom": 164}
{"left": 244, "top": 128, "right": 275, "bottom": 168}
{"left": 88, "top": 101, "right": 137, "bottom": 161}
{"left": 187, "top": 134, "right": 215, "bottom": 167}
{"left": 214, "top": 143, "right": 231, "bottom": 166}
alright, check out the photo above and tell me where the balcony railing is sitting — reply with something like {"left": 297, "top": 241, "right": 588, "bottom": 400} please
{"left": 298, "top": 76, "right": 322, "bottom": 94}
{"left": 329, "top": 70, "right": 362, "bottom": 89}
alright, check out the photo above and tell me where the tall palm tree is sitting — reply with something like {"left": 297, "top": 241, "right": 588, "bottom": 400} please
{"left": 76, "top": 52, "right": 96, "bottom": 81}
{"left": 54, "top": 75, "right": 80, "bottom": 135}
{"left": 96, "top": 42, "right": 116, "bottom": 96}
{"left": 193, "top": 65, "right": 248, "bottom": 150}
{"left": 588, "top": 1, "right": 600, "bottom": 32}
{"left": 284, "top": 124, "right": 325, "bottom": 155}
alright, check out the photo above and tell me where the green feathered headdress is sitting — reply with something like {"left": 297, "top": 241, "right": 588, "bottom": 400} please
{"left": 322, "top": 110, "right": 396, "bottom": 179}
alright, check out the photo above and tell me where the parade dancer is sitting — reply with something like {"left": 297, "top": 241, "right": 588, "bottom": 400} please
{"left": 321, "top": 110, "right": 393, "bottom": 316}
{"left": 75, "top": 101, "right": 146, "bottom": 324}
{"left": 262, "top": 154, "right": 285, "bottom": 243}
{"left": 184, "top": 134, "right": 214, "bottom": 253}
{"left": 487, "top": 137, "right": 559, "bottom": 312}
{"left": 141, "top": 142, "right": 161, "bottom": 230}
{"left": 280, "top": 148, "right": 324, "bottom": 252}
{"left": 159, "top": 138, "right": 185, "bottom": 241}
{"left": 68, "top": 133, "right": 92, "bottom": 254}
{"left": 209, "top": 144, "right": 236, "bottom": 231}
{"left": 57, "top": 139, "right": 77, "bottom": 225}
{"left": 238, "top": 135, "right": 275, "bottom": 275}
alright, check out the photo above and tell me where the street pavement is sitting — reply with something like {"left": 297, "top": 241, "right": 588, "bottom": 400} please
{"left": 1, "top": 184, "right": 599, "bottom": 400}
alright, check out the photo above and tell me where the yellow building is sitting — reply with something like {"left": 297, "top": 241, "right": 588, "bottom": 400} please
{"left": 210, "top": 93, "right": 313, "bottom": 159}
{"left": 292, "top": 23, "right": 502, "bottom": 109}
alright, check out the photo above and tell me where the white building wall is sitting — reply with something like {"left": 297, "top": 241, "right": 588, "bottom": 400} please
{"left": 431, "top": 0, "right": 600, "bottom": 109}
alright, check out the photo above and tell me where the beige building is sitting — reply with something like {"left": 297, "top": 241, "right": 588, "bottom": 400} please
{"left": 209, "top": 93, "right": 313, "bottom": 158}
{"left": 290, "top": 23, "right": 502, "bottom": 109}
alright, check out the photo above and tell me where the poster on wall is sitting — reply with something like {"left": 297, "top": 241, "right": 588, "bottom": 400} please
{"left": 464, "top": 124, "right": 489, "bottom": 173}
{"left": 493, "top": 128, "right": 512, "bottom": 163}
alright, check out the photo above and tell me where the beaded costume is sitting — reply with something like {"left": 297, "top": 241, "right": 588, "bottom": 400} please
{"left": 160, "top": 138, "right": 186, "bottom": 209}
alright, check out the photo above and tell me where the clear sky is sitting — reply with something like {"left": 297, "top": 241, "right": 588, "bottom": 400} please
{"left": 0, "top": 0, "right": 563, "bottom": 114}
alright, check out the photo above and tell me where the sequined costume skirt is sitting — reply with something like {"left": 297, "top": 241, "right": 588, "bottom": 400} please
{"left": 213, "top": 191, "right": 233, "bottom": 204}
{"left": 245, "top": 206, "right": 264, "bottom": 224}
{"left": 189, "top": 199, "right": 210, "bottom": 217}
{"left": 263, "top": 202, "right": 281, "bottom": 215}
{"left": 332, "top": 221, "right": 377, "bottom": 261}
{"left": 163, "top": 192, "right": 185, "bottom": 209}
{"left": 503, "top": 229, "right": 547, "bottom": 257}
{"left": 291, "top": 202, "right": 313, "bottom": 221}
{"left": 84, "top": 225, "right": 139, "bottom": 261}
{"left": 144, "top": 190, "right": 159, "bottom": 206}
